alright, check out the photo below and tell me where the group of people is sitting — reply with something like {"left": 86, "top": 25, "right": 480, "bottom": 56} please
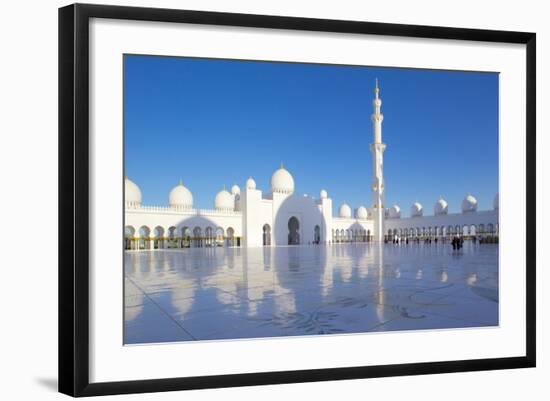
{"left": 451, "top": 236, "right": 464, "bottom": 250}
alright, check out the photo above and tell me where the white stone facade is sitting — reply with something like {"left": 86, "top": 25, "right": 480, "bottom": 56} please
{"left": 125, "top": 83, "right": 499, "bottom": 250}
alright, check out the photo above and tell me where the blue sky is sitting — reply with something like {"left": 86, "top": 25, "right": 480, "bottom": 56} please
{"left": 124, "top": 55, "right": 498, "bottom": 216}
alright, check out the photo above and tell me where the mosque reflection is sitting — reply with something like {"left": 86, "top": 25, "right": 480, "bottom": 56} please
{"left": 124, "top": 242, "right": 498, "bottom": 344}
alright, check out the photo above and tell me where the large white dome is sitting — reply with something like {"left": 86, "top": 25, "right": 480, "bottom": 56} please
{"left": 320, "top": 189, "right": 328, "bottom": 199}
{"left": 169, "top": 181, "right": 193, "bottom": 209}
{"left": 411, "top": 202, "right": 423, "bottom": 217}
{"left": 339, "top": 203, "right": 352, "bottom": 218}
{"left": 125, "top": 177, "right": 142, "bottom": 207}
{"left": 245, "top": 177, "right": 256, "bottom": 190}
{"left": 214, "top": 188, "right": 234, "bottom": 211}
{"left": 270, "top": 164, "right": 294, "bottom": 194}
{"left": 493, "top": 193, "right": 499, "bottom": 210}
{"left": 434, "top": 197, "right": 448, "bottom": 215}
{"left": 461, "top": 193, "right": 478, "bottom": 213}
{"left": 356, "top": 206, "right": 368, "bottom": 220}
{"left": 389, "top": 205, "right": 401, "bottom": 219}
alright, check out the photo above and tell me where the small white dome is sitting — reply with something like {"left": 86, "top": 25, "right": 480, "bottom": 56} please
{"left": 411, "top": 202, "right": 423, "bottom": 217}
{"left": 125, "top": 176, "right": 142, "bottom": 207}
{"left": 434, "top": 197, "right": 448, "bottom": 215}
{"left": 461, "top": 193, "right": 478, "bottom": 213}
{"left": 245, "top": 177, "right": 256, "bottom": 190}
{"left": 215, "top": 188, "right": 234, "bottom": 211}
{"left": 389, "top": 205, "right": 401, "bottom": 219}
{"left": 339, "top": 203, "right": 352, "bottom": 218}
{"left": 270, "top": 164, "right": 294, "bottom": 194}
{"left": 169, "top": 181, "right": 193, "bottom": 209}
{"left": 231, "top": 184, "right": 240, "bottom": 195}
{"left": 320, "top": 189, "right": 328, "bottom": 199}
{"left": 356, "top": 206, "right": 368, "bottom": 220}
{"left": 493, "top": 193, "right": 499, "bottom": 210}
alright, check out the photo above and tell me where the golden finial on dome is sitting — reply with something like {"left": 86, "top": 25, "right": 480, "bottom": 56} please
{"left": 280, "top": 161, "right": 284, "bottom": 169}
{"left": 179, "top": 178, "right": 183, "bottom": 186}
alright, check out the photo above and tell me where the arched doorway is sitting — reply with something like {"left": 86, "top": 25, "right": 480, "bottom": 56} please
{"left": 193, "top": 227, "right": 202, "bottom": 248}
{"left": 138, "top": 226, "right": 150, "bottom": 250}
{"left": 205, "top": 226, "right": 213, "bottom": 247}
{"left": 478, "top": 224, "right": 485, "bottom": 235}
{"left": 168, "top": 226, "right": 177, "bottom": 248}
{"left": 448, "top": 225, "right": 454, "bottom": 239}
{"left": 263, "top": 224, "right": 271, "bottom": 246}
{"left": 124, "top": 226, "right": 135, "bottom": 250}
{"left": 288, "top": 216, "right": 300, "bottom": 245}
{"left": 215, "top": 227, "right": 224, "bottom": 247}
{"left": 181, "top": 226, "right": 191, "bottom": 248}
{"left": 152, "top": 226, "right": 165, "bottom": 249}
{"left": 226, "top": 227, "right": 235, "bottom": 247}
{"left": 314, "top": 225, "right": 321, "bottom": 244}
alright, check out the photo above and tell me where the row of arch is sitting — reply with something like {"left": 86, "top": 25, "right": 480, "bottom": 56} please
{"left": 125, "top": 220, "right": 320, "bottom": 250}
{"left": 124, "top": 221, "right": 499, "bottom": 250}
{"left": 386, "top": 223, "right": 499, "bottom": 240}
{"left": 332, "top": 229, "right": 372, "bottom": 243}
{"left": 124, "top": 225, "right": 240, "bottom": 250}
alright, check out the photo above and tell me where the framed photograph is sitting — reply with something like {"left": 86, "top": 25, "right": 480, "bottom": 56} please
{"left": 58, "top": 3, "right": 536, "bottom": 397}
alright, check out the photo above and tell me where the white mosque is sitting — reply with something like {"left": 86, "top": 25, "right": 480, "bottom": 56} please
{"left": 124, "top": 81, "right": 499, "bottom": 250}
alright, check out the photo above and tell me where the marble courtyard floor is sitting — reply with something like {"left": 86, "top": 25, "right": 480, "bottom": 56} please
{"left": 124, "top": 242, "right": 499, "bottom": 344}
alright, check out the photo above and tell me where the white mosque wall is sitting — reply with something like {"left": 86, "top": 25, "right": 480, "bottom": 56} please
{"left": 331, "top": 217, "right": 372, "bottom": 230}
{"left": 125, "top": 207, "right": 242, "bottom": 248}
{"left": 241, "top": 187, "right": 266, "bottom": 248}
{"left": 319, "top": 197, "right": 333, "bottom": 243}
{"left": 331, "top": 217, "right": 374, "bottom": 242}
{"left": 124, "top": 203, "right": 499, "bottom": 248}
{"left": 385, "top": 210, "right": 499, "bottom": 237}
{"left": 271, "top": 193, "right": 327, "bottom": 246}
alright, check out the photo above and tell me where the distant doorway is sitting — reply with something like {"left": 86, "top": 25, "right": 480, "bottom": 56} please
{"left": 288, "top": 216, "right": 300, "bottom": 245}
{"left": 263, "top": 224, "right": 271, "bottom": 246}
{"left": 314, "top": 225, "right": 321, "bottom": 244}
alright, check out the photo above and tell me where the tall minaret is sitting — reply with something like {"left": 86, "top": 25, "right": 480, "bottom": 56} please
{"left": 370, "top": 79, "right": 386, "bottom": 242}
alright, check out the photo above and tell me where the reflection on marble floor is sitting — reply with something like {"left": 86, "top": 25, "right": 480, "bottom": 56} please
{"left": 124, "top": 242, "right": 498, "bottom": 344}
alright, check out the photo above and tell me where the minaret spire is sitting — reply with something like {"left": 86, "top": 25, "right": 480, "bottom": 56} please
{"left": 370, "top": 80, "right": 387, "bottom": 242}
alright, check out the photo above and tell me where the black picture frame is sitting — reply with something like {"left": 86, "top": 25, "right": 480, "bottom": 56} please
{"left": 58, "top": 3, "right": 536, "bottom": 397}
